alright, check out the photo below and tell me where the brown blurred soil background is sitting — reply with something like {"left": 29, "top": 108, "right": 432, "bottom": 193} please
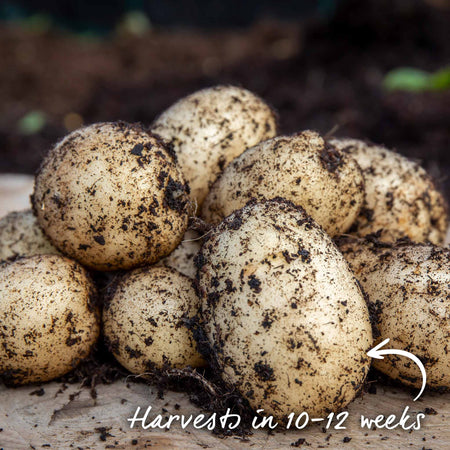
{"left": 0, "top": 0, "right": 449, "bottom": 198}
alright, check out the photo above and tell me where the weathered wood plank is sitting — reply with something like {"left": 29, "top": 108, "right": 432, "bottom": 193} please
{"left": 0, "top": 174, "right": 34, "bottom": 218}
{"left": 1, "top": 381, "right": 449, "bottom": 449}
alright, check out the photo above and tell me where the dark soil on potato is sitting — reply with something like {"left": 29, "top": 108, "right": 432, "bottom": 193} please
{"left": 0, "top": 0, "right": 449, "bottom": 432}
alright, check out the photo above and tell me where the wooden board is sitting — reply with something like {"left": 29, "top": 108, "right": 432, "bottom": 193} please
{"left": 1, "top": 381, "right": 449, "bottom": 449}
{"left": 0, "top": 174, "right": 449, "bottom": 449}
{"left": 0, "top": 174, "right": 34, "bottom": 218}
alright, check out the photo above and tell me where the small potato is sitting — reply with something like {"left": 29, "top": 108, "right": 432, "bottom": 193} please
{"left": 0, "top": 209, "right": 59, "bottom": 261}
{"left": 32, "top": 122, "right": 190, "bottom": 271}
{"left": 0, "top": 255, "right": 100, "bottom": 385}
{"left": 151, "top": 85, "right": 277, "bottom": 207}
{"left": 338, "top": 237, "right": 450, "bottom": 390}
{"left": 196, "top": 199, "right": 372, "bottom": 420}
{"left": 103, "top": 266, "right": 205, "bottom": 374}
{"left": 202, "top": 131, "right": 365, "bottom": 237}
{"left": 330, "top": 138, "right": 448, "bottom": 244}
{"left": 157, "top": 229, "right": 202, "bottom": 279}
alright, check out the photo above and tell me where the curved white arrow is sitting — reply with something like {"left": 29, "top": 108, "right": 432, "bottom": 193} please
{"left": 367, "top": 338, "right": 427, "bottom": 401}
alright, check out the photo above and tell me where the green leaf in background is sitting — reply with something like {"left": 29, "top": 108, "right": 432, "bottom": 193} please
{"left": 17, "top": 111, "right": 47, "bottom": 135}
{"left": 429, "top": 67, "right": 450, "bottom": 90}
{"left": 383, "top": 67, "right": 450, "bottom": 92}
{"left": 116, "top": 10, "right": 151, "bottom": 36}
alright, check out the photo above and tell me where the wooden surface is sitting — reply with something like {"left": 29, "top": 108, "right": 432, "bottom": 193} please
{"left": 1, "top": 174, "right": 449, "bottom": 449}
{"left": 1, "top": 381, "right": 449, "bottom": 449}
{"left": 0, "top": 174, "right": 34, "bottom": 218}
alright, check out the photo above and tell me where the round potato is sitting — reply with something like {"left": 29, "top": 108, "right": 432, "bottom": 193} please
{"left": 0, "top": 209, "right": 59, "bottom": 261}
{"left": 0, "top": 255, "right": 100, "bottom": 385}
{"left": 103, "top": 266, "right": 205, "bottom": 374}
{"left": 202, "top": 131, "right": 365, "bottom": 237}
{"left": 157, "top": 229, "right": 202, "bottom": 279}
{"left": 338, "top": 237, "right": 450, "bottom": 390}
{"left": 32, "top": 122, "right": 190, "bottom": 271}
{"left": 151, "top": 85, "right": 277, "bottom": 207}
{"left": 196, "top": 199, "right": 373, "bottom": 420}
{"left": 330, "top": 138, "right": 448, "bottom": 244}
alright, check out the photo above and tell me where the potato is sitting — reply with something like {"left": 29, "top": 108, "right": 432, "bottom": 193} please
{"left": 103, "top": 266, "right": 205, "bottom": 374}
{"left": 202, "top": 131, "right": 365, "bottom": 237}
{"left": 330, "top": 138, "right": 448, "bottom": 244}
{"left": 156, "top": 229, "right": 202, "bottom": 279}
{"left": 0, "top": 255, "right": 100, "bottom": 385}
{"left": 151, "top": 85, "right": 277, "bottom": 207}
{"left": 338, "top": 237, "right": 450, "bottom": 390}
{"left": 0, "top": 209, "right": 59, "bottom": 261}
{"left": 32, "top": 122, "right": 190, "bottom": 271}
{"left": 196, "top": 199, "right": 373, "bottom": 420}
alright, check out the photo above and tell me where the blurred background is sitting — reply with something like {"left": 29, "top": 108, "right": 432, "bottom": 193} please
{"left": 0, "top": 0, "right": 449, "bottom": 198}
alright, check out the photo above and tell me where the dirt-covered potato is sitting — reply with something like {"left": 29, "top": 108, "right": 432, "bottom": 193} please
{"left": 32, "top": 122, "right": 190, "bottom": 271}
{"left": 196, "top": 199, "right": 373, "bottom": 420}
{"left": 151, "top": 85, "right": 277, "bottom": 207}
{"left": 202, "top": 131, "right": 365, "bottom": 236}
{"left": 338, "top": 237, "right": 450, "bottom": 390}
{"left": 0, "top": 255, "right": 100, "bottom": 385}
{"left": 330, "top": 138, "right": 448, "bottom": 244}
{"left": 0, "top": 209, "right": 59, "bottom": 261}
{"left": 103, "top": 266, "right": 205, "bottom": 374}
{"left": 157, "top": 229, "right": 202, "bottom": 279}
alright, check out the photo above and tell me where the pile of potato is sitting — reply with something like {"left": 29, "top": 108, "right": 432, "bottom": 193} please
{"left": 1, "top": 85, "right": 449, "bottom": 423}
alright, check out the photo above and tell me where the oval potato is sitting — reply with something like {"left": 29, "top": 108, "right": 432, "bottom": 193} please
{"left": 32, "top": 122, "right": 190, "bottom": 271}
{"left": 103, "top": 266, "right": 205, "bottom": 374}
{"left": 338, "top": 237, "right": 450, "bottom": 390}
{"left": 196, "top": 199, "right": 373, "bottom": 420}
{"left": 330, "top": 138, "right": 448, "bottom": 244}
{"left": 0, "top": 255, "right": 100, "bottom": 385}
{"left": 202, "top": 131, "right": 365, "bottom": 237}
{"left": 151, "top": 85, "right": 277, "bottom": 207}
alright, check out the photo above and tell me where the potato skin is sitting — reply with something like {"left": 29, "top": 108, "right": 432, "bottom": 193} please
{"left": 0, "top": 210, "right": 59, "bottom": 261}
{"left": 103, "top": 266, "right": 205, "bottom": 373}
{"left": 338, "top": 238, "right": 450, "bottom": 390}
{"left": 330, "top": 138, "right": 448, "bottom": 244}
{"left": 0, "top": 255, "right": 100, "bottom": 385}
{"left": 156, "top": 229, "right": 202, "bottom": 279}
{"left": 202, "top": 131, "right": 365, "bottom": 237}
{"left": 196, "top": 199, "right": 373, "bottom": 420}
{"left": 151, "top": 85, "right": 277, "bottom": 207}
{"left": 32, "top": 122, "right": 190, "bottom": 271}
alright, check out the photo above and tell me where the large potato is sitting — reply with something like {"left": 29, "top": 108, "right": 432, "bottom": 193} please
{"left": 0, "top": 209, "right": 59, "bottom": 261}
{"left": 196, "top": 199, "right": 373, "bottom": 420}
{"left": 32, "top": 122, "right": 190, "bottom": 271}
{"left": 202, "top": 131, "right": 365, "bottom": 237}
{"left": 338, "top": 237, "right": 450, "bottom": 390}
{"left": 330, "top": 138, "right": 448, "bottom": 244}
{"left": 0, "top": 255, "right": 100, "bottom": 385}
{"left": 151, "top": 85, "right": 277, "bottom": 207}
{"left": 103, "top": 266, "right": 205, "bottom": 374}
